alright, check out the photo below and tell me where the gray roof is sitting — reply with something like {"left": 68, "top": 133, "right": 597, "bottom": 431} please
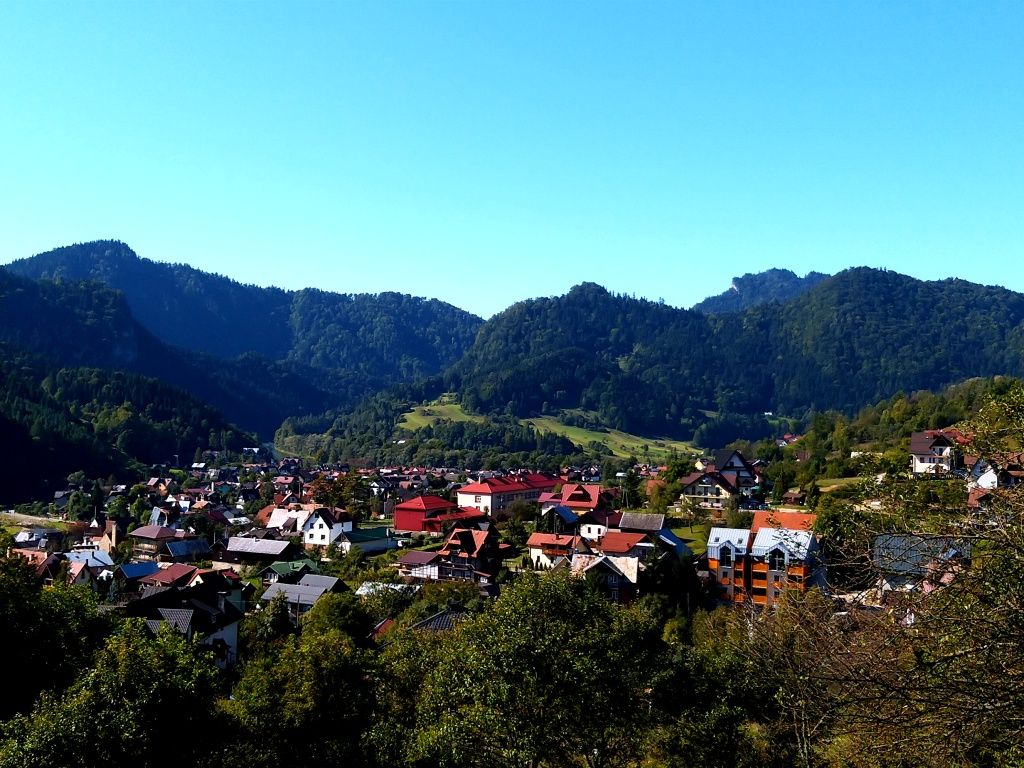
{"left": 261, "top": 582, "right": 329, "bottom": 607}
{"left": 65, "top": 550, "right": 115, "bottom": 567}
{"left": 618, "top": 512, "right": 665, "bottom": 532}
{"left": 873, "top": 535, "right": 968, "bottom": 575}
{"left": 157, "top": 608, "right": 195, "bottom": 633}
{"left": 226, "top": 536, "right": 291, "bottom": 556}
{"left": 165, "top": 539, "right": 211, "bottom": 559}
{"left": 411, "top": 607, "right": 470, "bottom": 632}
{"left": 297, "top": 574, "right": 342, "bottom": 592}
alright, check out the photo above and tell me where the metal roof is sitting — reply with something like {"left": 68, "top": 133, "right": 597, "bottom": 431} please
{"left": 225, "top": 537, "right": 291, "bottom": 555}
{"left": 618, "top": 512, "right": 665, "bottom": 532}
{"left": 706, "top": 527, "right": 751, "bottom": 560}
{"left": 260, "top": 582, "right": 329, "bottom": 607}
{"left": 750, "top": 528, "right": 815, "bottom": 560}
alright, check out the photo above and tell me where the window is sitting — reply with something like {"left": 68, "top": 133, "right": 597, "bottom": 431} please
{"left": 768, "top": 549, "right": 786, "bottom": 571}
{"left": 720, "top": 546, "right": 733, "bottom": 567}
{"left": 474, "top": 495, "right": 481, "bottom": 503}
{"left": 320, "top": 534, "right": 326, "bottom": 541}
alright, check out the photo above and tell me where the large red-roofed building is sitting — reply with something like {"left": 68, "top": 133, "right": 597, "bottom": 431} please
{"left": 394, "top": 495, "right": 487, "bottom": 533}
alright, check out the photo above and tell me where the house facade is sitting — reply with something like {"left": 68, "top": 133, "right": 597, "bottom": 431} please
{"left": 456, "top": 473, "right": 559, "bottom": 514}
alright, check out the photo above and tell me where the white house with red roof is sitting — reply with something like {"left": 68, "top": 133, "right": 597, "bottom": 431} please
{"left": 456, "top": 473, "right": 558, "bottom": 514}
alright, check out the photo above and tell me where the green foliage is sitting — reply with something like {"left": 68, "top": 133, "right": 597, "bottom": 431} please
{"left": 402, "top": 572, "right": 662, "bottom": 768}
{"left": 221, "top": 629, "right": 372, "bottom": 768}
{"left": 0, "top": 347, "right": 255, "bottom": 503}
{"left": 693, "top": 268, "right": 829, "bottom": 315}
{"left": 0, "top": 620, "right": 219, "bottom": 768}
{"left": 0, "top": 557, "right": 109, "bottom": 719}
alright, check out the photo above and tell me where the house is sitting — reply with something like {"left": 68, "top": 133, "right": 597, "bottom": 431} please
{"left": 395, "top": 550, "right": 441, "bottom": 580}
{"left": 212, "top": 536, "right": 300, "bottom": 572}
{"left": 127, "top": 525, "right": 180, "bottom": 561}
{"left": 437, "top": 526, "right": 502, "bottom": 584}
{"left": 124, "top": 577, "right": 245, "bottom": 667}
{"left": 909, "top": 429, "right": 967, "bottom": 475}
{"left": 455, "top": 473, "right": 559, "bottom": 514}
{"left": 678, "top": 472, "right": 739, "bottom": 513}
{"left": 260, "top": 574, "right": 347, "bottom": 623}
{"left": 576, "top": 509, "right": 622, "bottom": 541}
{"left": 527, "top": 532, "right": 583, "bottom": 569}
{"left": 302, "top": 508, "right": 353, "bottom": 550}
{"left": 591, "top": 531, "right": 654, "bottom": 561}
{"left": 139, "top": 563, "right": 201, "bottom": 589}
{"left": 569, "top": 554, "right": 639, "bottom": 604}
{"left": 393, "top": 495, "right": 487, "bottom": 533}
{"left": 872, "top": 535, "right": 969, "bottom": 594}
{"left": 114, "top": 561, "right": 162, "bottom": 593}
{"left": 706, "top": 515, "right": 824, "bottom": 607}
{"left": 701, "top": 450, "right": 761, "bottom": 497}
{"left": 336, "top": 526, "right": 397, "bottom": 555}
{"left": 748, "top": 527, "right": 823, "bottom": 607}
{"left": 539, "top": 484, "right": 608, "bottom": 514}
{"left": 706, "top": 527, "right": 754, "bottom": 604}
{"left": 259, "top": 558, "right": 319, "bottom": 587}
{"left": 163, "top": 537, "right": 212, "bottom": 563}
{"left": 617, "top": 512, "right": 665, "bottom": 535}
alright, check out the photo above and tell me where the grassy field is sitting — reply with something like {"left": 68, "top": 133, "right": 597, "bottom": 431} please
{"left": 668, "top": 520, "right": 711, "bottom": 557}
{"left": 815, "top": 476, "right": 863, "bottom": 493}
{"left": 522, "top": 416, "right": 697, "bottom": 462}
{"left": 398, "top": 398, "right": 488, "bottom": 430}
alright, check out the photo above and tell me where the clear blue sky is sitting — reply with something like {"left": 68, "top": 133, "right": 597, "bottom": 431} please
{"left": 1, "top": 2, "right": 1021, "bottom": 318}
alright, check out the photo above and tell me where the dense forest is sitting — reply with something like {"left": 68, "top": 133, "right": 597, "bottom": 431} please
{"left": 9, "top": 244, "right": 1024, "bottom": 461}
{"left": 0, "top": 346, "right": 255, "bottom": 503}
{"left": 6, "top": 240, "right": 483, "bottom": 389}
{"left": 447, "top": 270, "right": 1024, "bottom": 437}
{"left": 692, "top": 267, "right": 829, "bottom": 314}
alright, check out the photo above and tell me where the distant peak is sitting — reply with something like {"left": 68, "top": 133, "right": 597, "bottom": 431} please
{"left": 694, "top": 268, "right": 829, "bottom": 315}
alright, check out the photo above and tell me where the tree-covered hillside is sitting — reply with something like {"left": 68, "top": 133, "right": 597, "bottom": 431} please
{"left": 0, "top": 346, "right": 256, "bottom": 503}
{"left": 5, "top": 240, "right": 483, "bottom": 380}
{"left": 692, "top": 268, "right": 828, "bottom": 314}
{"left": 0, "top": 268, "right": 335, "bottom": 436}
{"left": 446, "top": 270, "right": 1024, "bottom": 443}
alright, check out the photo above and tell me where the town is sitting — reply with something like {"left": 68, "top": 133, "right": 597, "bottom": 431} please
{"left": 3, "top": 421, "right": 1002, "bottom": 667}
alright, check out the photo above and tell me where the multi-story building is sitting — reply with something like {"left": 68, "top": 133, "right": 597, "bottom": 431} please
{"left": 706, "top": 512, "right": 824, "bottom": 607}
{"left": 456, "top": 473, "right": 559, "bottom": 514}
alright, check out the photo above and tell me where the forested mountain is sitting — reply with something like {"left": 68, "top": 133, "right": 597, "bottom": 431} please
{"left": 447, "top": 270, "right": 1024, "bottom": 441}
{"left": 693, "top": 268, "right": 829, "bottom": 314}
{"left": 5, "top": 241, "right": 483, "bottom": 378}
{"left": 0, "top": 346, "right": 255, "bottom": 503}
{"left": 9, "top": 242, "right": 1024, "bottom": 460}
{"left": 0, "top": 268, "right": 334, "bottom": 436}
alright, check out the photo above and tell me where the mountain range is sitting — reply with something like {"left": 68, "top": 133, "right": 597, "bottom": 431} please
{"left": 5, "top": 240, "right": 1024, "bottom": 477}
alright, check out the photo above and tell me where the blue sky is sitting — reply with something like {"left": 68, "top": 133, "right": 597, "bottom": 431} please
{"left": 1, "top": 2, "right": 1021, "bottom": 319}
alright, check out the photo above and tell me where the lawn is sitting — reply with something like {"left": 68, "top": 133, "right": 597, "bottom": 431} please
{"left": 398, "top": 398, "right": 488, "bottom": 430}
{"left": 522, "top": 416, "right": 697, "bottom": 462}
{"left": 669, "top": 520, "right": 711, "bottom": 557}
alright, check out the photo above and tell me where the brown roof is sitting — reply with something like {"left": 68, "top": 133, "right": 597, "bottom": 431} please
{"left": 128, "top": 525, "right": 178, "bottom": 540}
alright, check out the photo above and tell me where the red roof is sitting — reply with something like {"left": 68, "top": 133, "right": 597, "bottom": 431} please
{"left": 558, "top": 483, "right": 603, "bottom": 510}
{"left": 395, "top": 495, "right": 457, "bottom": 513}
{"left": 751, "top": 510, "right": 817, "bottom": 534}
{"left": 526, "top": 533, "right": 580, "bottom": 549}
{"left": 594, "top": 532, "right": 648, "bottom": 554}
{"left": 141, "top": 563, "right": 198, "bottom": 585}
{"left": 459, "top": 473, "right": 558, "bottom": 496}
